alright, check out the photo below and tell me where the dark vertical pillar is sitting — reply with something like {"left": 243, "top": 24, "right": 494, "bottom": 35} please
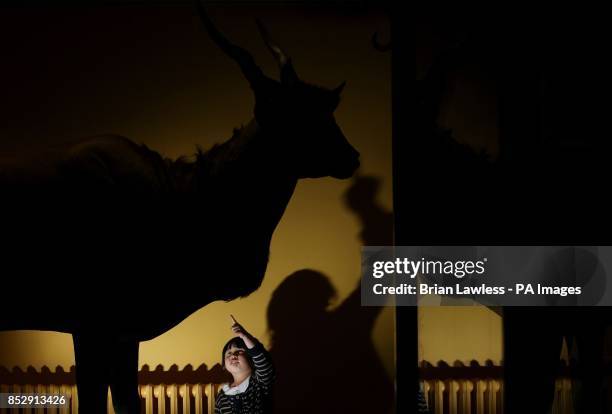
{"left": 495, "top": 15, "right": 542, "bottom": 166}
{"left": 389, "top": 6, "right": 418, "bottom": 413}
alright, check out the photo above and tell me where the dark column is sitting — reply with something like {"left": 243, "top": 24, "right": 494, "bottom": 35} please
{"left": 389, "top": 6, "right": 418, "bottom": 413}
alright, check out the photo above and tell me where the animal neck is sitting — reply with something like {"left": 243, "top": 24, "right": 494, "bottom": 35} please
{"left": 200, "top": 119, "right": 298, "bottom": 238}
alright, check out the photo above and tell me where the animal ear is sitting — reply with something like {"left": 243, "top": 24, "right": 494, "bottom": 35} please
{"left": 333, "top": 81, "right": 346, "bottom": 96}
{"left": 256, "top": 18, "right": 299, "bottom": 86}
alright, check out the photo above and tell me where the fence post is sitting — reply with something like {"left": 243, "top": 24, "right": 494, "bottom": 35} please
{"left": 70, "top": 385, "right": 78, "bottom": 414}
{"left": 434, "top": 381, "right": 445, "bottom": 414}
{"left": 10, "top": 385, "right": 20, "bottom": 414}
{"left": 192, "top": 384, "right": 203, "bottom": 414}
{"left": 168, "top": 384, "right": 178, "bottom": 414}
{"left": 447, "top": 380, "right": 458, "bottom": 413}
{"left": 205, "top": 384, "right": 215, "bottom": 414}
{"left": 142, "top": 385, "right": 153, "bottom": 414}
{"left": 179, "top": 384, "right": 190, "bottom": 414}
{"left": 155, "top": 384, "right": 166, "bottom": 414}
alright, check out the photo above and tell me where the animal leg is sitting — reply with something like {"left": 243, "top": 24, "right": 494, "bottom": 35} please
{"left": 72, "top": 334, "right": 111, "bottom": 414}
{"left": 109, "top": 340, "right": 142, "bottom": 414}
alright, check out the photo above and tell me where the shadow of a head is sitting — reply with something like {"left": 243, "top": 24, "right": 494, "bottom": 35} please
{"left": 343, "top": 173, "right": 393, "bottom": 246}
{"left": 267, "top": 269, "right": 336, "bottom": 334}
{"left": 266, "top": 268, "right": 393, "bottom": 414}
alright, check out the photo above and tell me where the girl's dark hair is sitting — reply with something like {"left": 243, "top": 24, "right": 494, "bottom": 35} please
{"left": 221, "top": 337, "right": 254, "bottom": 369}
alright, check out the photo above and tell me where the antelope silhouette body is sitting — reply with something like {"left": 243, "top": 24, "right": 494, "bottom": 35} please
{"left": 0, "top": 3, "right": 359, "bottom": 413}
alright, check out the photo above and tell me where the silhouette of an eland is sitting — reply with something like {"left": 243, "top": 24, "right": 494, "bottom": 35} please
{"left": 0, "top": 3, "right": 359, "bottom": 413}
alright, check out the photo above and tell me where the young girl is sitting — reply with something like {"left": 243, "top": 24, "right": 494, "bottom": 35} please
{"left": 215, "top": 315, "right": 275, "bottom": 414}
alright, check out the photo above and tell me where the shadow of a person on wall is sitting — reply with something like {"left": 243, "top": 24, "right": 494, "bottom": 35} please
{"left": 266, "top": 174, "right": 394, "bottom": 414}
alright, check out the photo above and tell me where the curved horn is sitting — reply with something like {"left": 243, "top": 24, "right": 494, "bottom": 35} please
{"left": 195, "top": 0, "right": 264, "bottom": 86}
{"left": 255, "top": 18, "right": 289, "bottom": 66}
{"left": 372, "top": 32, "right": 391, "bottom": 52}
{"left": 255, "top": 18, "right": 299, "bottom": 85}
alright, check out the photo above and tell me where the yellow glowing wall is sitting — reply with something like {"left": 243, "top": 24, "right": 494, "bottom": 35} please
{"left": 419, "top": 308, "right": 502, "bottom": 365}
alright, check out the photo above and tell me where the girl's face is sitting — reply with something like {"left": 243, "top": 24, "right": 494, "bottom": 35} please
{"left": 224, "top": 346, "right": 252, "bottom": 376}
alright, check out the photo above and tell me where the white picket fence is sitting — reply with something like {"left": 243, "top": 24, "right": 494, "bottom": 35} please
{"left": 0, "top": 365, "right": 226, "bottom": 414}
{"left": 422, "top": 378, "right": 574, "bottom": 414}
{"left": 420, "top": 361, "right": 577, "bottom": 414}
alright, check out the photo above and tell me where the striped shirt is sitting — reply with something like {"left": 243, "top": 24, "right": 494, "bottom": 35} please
{"left": 215, "top": 343, "right": 275, "bottom": 414}
{"left": 419, "top": 389, "right": 430, "bottom": 414}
